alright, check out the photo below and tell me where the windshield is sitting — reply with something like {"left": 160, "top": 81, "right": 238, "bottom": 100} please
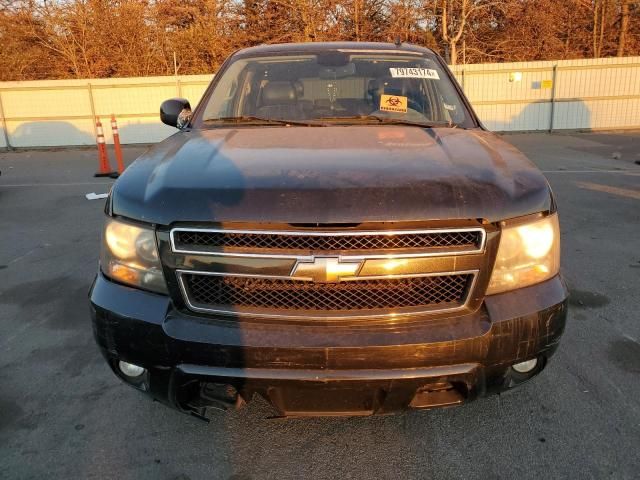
{"left": 195, "top": 50, "right": 475, "bottom": 128}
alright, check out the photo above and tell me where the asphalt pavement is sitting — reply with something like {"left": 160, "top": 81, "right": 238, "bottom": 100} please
{"left": 0, "top": 132, "right": 639, "bottom": 479}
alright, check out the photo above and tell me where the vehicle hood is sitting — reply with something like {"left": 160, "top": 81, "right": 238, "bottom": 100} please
{"left": 111, "top": 126, "right": 552, "bottom": 225}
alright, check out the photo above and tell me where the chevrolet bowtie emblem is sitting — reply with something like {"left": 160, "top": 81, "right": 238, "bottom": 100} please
{"left": 292, "top": 257, "right": 362, "bottom": 283}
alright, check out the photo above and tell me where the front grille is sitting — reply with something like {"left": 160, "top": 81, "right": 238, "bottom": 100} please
{"left": 181, "top": 273, "right": 472, "bottom": 317}
{"left": 172, "top": 229, "right": 483, "bottom": 254}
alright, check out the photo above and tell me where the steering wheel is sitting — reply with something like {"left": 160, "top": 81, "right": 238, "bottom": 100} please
{"left": 407, "top": 98, "right": 424, "bottom": 113}
{"left": 370, "top": 107, "right": 427, "bottom": 121}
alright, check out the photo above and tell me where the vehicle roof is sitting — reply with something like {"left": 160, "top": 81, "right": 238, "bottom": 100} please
{"left": 232, "top": 42, "right": 438, "bottom": 58}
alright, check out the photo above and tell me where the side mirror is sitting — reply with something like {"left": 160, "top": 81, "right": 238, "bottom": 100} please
{"left": 160, "top": 98, "right": 192, "bottom": 129}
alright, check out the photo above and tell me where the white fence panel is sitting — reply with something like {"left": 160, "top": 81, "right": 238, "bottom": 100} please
{"left": 0, "top": 58, "right": 638, "bottom": 147}
{"left": 451, "top": 56, "right": 640, "bottom": 132}
{"left": 0, "top": 75, "right": 212, "bottom": 148}
{"left": 2, "top": 85, "right": 94, "bottom": 147}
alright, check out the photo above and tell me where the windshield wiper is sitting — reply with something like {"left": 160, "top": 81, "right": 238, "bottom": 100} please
{"left": 316, "top": 115, "right": 455, "bottom": 128}
{"left": 203, "top": 116, "right": 325, "bottom": 127}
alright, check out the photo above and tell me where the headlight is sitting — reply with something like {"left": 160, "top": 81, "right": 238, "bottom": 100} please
{"left": 100, "top": 217, "right": 167, "bottom": 294}
{"left": 487, "top": 213, "right": 560, "bottom": 295}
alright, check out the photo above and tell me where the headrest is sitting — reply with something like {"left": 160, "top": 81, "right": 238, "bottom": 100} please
{"left": 293, "top": 80, "right": 304, "bottom": 98}
{"left": 367, "top": 79, "right": 379, "bottom": 96}
{"left": 261, "top": 81, "right": 298, "bottom": 105}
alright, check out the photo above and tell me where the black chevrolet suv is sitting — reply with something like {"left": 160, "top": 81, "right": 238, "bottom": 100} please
{"left": 90, "top": 42, "right": 567, "bottom": 418}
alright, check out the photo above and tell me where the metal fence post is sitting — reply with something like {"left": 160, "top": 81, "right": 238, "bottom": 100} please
{"left": 549, "top": 65, "right": 558, "bottom": 132}
{"left": 87, "top": 82, "right": 98, "bottom": 137}
{"left": 0, "top": 91, "right": 12, "bottom": 150}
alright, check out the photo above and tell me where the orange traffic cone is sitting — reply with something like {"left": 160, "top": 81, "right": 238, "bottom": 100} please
{"left": 110, "top": 114, "right": 125, "bottom": 175}
{"left": 94, "top": 117, "right": 117, "bottom": 178}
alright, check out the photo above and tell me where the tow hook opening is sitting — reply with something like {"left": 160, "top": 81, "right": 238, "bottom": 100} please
{"left": 409, "top": 381, "right": 467, "bottom": 409}
{"left": 180, "top": 381, "right": 246, "bottom": 418}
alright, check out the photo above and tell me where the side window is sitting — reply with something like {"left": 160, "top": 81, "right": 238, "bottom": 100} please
{"left": 201, "top": 60, "right": 249, "bottom": 120}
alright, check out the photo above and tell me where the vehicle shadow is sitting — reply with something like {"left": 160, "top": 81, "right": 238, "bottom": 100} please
{"left": 9, "top": 121, "right": 95, "bottom": 148}
{"left": 480, "top": 99, "right": 592, "bottom": 133}
{"left": 4, "top": 119, "right": 176, "bottom": 149}
{"left": 116, "top": 121, "right": 176, "bottom": 145}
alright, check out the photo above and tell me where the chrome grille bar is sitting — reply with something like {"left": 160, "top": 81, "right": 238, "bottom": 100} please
{"left": 176, "top": 269, "right": 478, "bottom": 320}
{"left": 170, "top": 227, "right": 486, "bottom": 258}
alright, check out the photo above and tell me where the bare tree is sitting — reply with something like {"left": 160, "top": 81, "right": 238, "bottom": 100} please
{"left": 0, "top": 0, "right": 638, "bottom": 80}
{"left": 617, "top": 0, "right": 630, "bottom": 56}
{"left": 440, "top": 0, "right": 502, "bottom": 65}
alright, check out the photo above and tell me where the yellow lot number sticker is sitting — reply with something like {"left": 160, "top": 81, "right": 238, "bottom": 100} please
{"left": 380, "top": 94, "right": 408, "bottom": 113}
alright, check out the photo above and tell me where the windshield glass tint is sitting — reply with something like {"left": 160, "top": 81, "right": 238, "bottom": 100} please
{"left": 198, "top": 51, "right": 474, "bottom": 127}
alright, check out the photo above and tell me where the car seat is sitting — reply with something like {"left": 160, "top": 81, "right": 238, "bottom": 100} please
{"left": 256, "top": 81, "right": 303, "bottom": 120}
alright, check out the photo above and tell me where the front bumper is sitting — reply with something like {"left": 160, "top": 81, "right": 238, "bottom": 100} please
{"left": 90, "top": 272, "right": 568, "bottom": 417}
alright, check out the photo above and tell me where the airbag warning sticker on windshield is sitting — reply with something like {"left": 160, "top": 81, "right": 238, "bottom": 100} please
{"left": 389, "top": 67, "right": 440, "bottom": 80}
{"left": 380, "top": 94, "right": 408, "bottom": 113}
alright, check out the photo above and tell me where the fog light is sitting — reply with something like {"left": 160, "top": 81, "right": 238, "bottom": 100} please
{"left": 512, "top": 358, "right": 538, "bottom": 373}
{"left": 118, "top": 361, "right": 145, "bottom": 377}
